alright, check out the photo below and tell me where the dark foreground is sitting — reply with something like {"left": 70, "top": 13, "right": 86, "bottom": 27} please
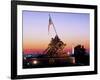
{"left": 23, "top": 57, "right": 89, "bottom": 69}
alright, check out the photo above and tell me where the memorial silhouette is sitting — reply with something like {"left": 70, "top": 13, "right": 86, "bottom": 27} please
{"left": 23, "top": 14, "right": 89, "bottom": 68}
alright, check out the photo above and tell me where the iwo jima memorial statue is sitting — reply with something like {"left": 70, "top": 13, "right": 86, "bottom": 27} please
{"left": 43, "top": 14, "right": 75, "bottom": 66}
{"left": 23, "top": 14, "right": 81, "bottom": 68}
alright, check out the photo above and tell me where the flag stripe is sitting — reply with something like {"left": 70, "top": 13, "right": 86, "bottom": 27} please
{"left": 48, "top": 16, "right": 53, "bottom": 34}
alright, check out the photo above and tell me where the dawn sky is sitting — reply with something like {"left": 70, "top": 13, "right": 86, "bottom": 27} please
{"left": 23, "top": 11, "right": 90, "bottom": 54}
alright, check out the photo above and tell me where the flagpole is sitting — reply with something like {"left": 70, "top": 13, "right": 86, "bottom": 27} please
{"left": 49, "top": 14, "right": 58, "bottom": 35}
{"left": 52, "top": 23, "right": 58, "bottom": 35}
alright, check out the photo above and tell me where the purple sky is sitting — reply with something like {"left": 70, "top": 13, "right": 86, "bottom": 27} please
{"left": 22, "top": 11, "right": 90, "bottom": 54}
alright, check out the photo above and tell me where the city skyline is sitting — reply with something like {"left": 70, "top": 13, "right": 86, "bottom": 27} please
{"left": 23, "top": 11, "right": 90, "bottom": 54}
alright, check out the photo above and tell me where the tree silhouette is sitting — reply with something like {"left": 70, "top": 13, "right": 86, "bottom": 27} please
{"left": 74, "top": 45, "right": 89, "bottom": 65}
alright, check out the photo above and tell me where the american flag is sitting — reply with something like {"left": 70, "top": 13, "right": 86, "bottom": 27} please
{"left": 48, "top": 15, "right": 53, "bottom": 34}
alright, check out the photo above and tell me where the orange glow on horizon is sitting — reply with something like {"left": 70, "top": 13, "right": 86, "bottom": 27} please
{"left": 23, "top": 35, "right": 90, "bottom": 54}
{"left": 23, "top": 41, "right": 90, "bottom": 54}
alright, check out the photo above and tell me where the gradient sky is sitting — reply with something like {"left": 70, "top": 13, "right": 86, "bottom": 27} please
{"left": 23, "top": 11, "right": 90, "bottom": 54}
